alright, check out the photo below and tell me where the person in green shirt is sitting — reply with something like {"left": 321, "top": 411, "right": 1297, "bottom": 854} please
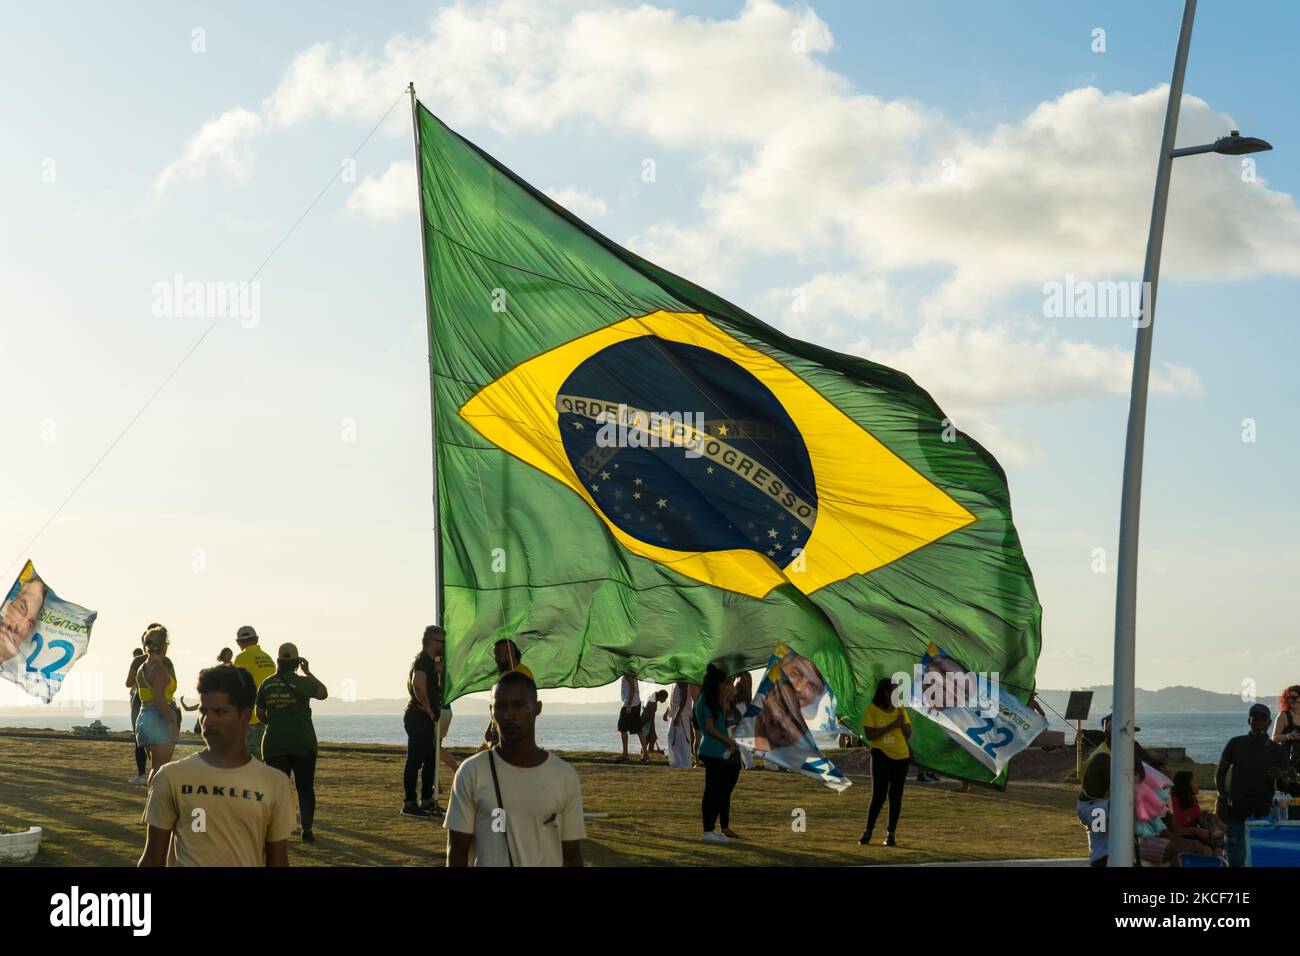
{"left": 255, "top": 643, "right": 328, "bottom": 844}
{"left": 696, "top": 664, "right": 742, "bottom": 845}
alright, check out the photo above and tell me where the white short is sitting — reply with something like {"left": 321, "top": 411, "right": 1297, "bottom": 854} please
{"left": 1076, "top": 798, "right": 1109, "bottom": 863}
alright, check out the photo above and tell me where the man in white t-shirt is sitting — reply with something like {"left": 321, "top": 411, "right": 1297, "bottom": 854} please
{"left": 444, "top": 670, "right": 586, "bottom": 867}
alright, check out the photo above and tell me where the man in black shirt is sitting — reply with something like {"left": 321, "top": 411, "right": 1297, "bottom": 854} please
{"left": 402, "top": 626, "right": 459, "bottom": 818}
{"left": 1216, "top": 703, "right": 1297, "bottom": 866}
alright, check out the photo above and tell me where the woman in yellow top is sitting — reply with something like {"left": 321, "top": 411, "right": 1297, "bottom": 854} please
{"left": 134, "top": 623, "right": 179, "bottom": 787}
{"left": 859, "top": 677, "right": 912, "bottom": 847}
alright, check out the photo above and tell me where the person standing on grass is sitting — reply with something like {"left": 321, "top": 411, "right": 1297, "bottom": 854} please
{"left": 445, "top": 670, "right": 586, "bottom": 867}
{"left": 1217, "top": 703, "right": 1299, "bottom": 866}
{"left": 727, "top": 673, "right": 756, "bottom": 770}
{"left": 664, "top": 681, "right": 693, "bottom": 768}
{"left": 696, "top": 663, "right": 742, "bottom": 844}
{"left": 139, "top": 666, "right": 294, "bottom": 867}
{"left": 403, "top": 625, "right": 460, "bottom": 818}
{"left": 480, "top": 638, "right": 532, "bottom": 750}
{"left": 617, "top": 673, "right": 644, "bottom": 761}
{"left": 638, "top": 689, "right": 668, "bottom": 760}
{"left": 859, "top": 677, "right": 912, "bottom": 848}
{"left": 257, "top": 643, "right": 328, "bottom": 844}
{"left": 233, "top": 625, "right": 276, "bottom": 760}
{"left": 135, "top": 624, "right": 180, "bottom": 791}
{"left": 688, "top": 682, "right": 702, "bottom": 768}
{"left": 126, "top": 647, "right": 148, "bottom": 785}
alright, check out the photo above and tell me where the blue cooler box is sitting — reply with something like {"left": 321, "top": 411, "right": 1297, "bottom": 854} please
{"left": 1246, "top": 821, "right": 1300, "bottom": 866}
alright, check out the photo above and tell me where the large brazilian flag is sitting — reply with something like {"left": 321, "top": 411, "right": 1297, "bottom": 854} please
{"left": 416, "top": 103, "right": 1042, "bottom": 785}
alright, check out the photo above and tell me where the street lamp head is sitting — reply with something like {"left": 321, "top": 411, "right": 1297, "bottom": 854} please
{"left": 1214, "top": 130, "right": 1272, "bottom": 155}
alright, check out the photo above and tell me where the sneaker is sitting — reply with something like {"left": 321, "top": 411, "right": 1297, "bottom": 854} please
{"left": 701, "top": 830, "right": 730, "bottom": 845}
{"left": 858, "top": 829, "right": 874, "bottom": 846}
{"left": 302, "top": 830, "right": 316, "bottom": 843}
{"left": 420, "top": 799, "right": 444, "bottom": 817}
{"left": 884, "top": 833, "right": 897, "bottom": 847}
{"left": 128, "top": 774, "right": 148, "bottom": 786}
{"left": 401, "top": 802, "right": 433, "bottom": 818}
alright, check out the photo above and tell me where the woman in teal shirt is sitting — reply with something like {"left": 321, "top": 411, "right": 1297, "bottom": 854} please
{"left": 696, "top": 664, "right": 742, "bottom": 844}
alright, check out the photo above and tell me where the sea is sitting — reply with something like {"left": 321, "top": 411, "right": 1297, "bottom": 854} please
{"left": 0, "top": 710, "right": 1255, "bottom": 763}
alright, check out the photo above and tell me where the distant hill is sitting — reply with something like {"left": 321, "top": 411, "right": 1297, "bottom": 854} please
{"left": 2, "top": 683, "right": 1270, "bottom": 720}
{"left": 1037, "top": 685, "right": 1263, "bottom": 719}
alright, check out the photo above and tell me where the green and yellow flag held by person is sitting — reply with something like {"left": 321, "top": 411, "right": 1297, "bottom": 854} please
{"left": 411, "top": 97, "right": 1042, "bottom": 785}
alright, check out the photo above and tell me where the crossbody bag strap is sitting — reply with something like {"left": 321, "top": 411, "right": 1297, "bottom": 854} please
{"left": 487, "top": 749, "right": 515, "bottom": 868}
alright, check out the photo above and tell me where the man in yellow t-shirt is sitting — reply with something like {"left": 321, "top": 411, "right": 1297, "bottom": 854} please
{"left": 233, "top": 625, "right": 276, "bottom": 759}
{"left": 140, "top": 665, "right": 293, "bottom": 867}
{"left": 859, "top": 680, "right": 913, "bottom": 848}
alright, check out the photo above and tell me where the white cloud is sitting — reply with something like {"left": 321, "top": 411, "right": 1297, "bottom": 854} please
{"left": 153, "top": 0, "right": 1296, "bottom": 434}
{"left": 153, "top": 107, "right": 263, "bottom": 196}
{"left": 826, "top": 320, "right": 1204, "bottom": 464}
{"left": 760, "top": 272, "right": 898, "bottom": 343}
{"left": 156, "top": 1, "right": 1300, "bottom": 309}
{"left": 945, "top": 413, "right": 1039, "bottom": 468}
{"left": 654, "top": 84, "right": 1300, "bottom": 315}
{"left": 346, "top": 160, "right": 415, "bottom": 221}
{"left": 866, "top": 87, "right": 1300, "bottom": 315}
{"left": 156, "top": 0, "right": 922, "bottom": 196}
{"left": 542, "top": 186, "right": 607, "bottom": 220}
{"left": 865, "top": 323, "right": 1202, "bottom": 412}
{"left": 155, "top": 1, "right": 1300, "bottom": 311}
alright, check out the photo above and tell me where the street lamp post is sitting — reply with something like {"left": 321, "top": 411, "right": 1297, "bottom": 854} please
{"left": 1109, "top": 0, "right": 1271, "bottom": 867}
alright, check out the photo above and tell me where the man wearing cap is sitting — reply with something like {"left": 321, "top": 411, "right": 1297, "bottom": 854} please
{"left": 1216, "top": 703, "right": 1298, "bottom": 866}
{"left": 233, "top": 626, "right": 276, "bottom": 759}
{"left": 256, "top": 643, "right": 328, "bottom": 844}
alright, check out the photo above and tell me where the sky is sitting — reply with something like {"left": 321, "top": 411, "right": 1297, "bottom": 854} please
{"left": 1, "top": 0, "right": 1298, "bottom": 708}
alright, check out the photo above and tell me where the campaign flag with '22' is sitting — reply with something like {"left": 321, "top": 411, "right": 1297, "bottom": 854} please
{"left": 732, "top": 642, "right": 851, "bottom": 791}
{"left": 0, "top": 561, "right": 97, "bottom": 703}
{"left": 415, "top": 102, "right": 1042, "bottom": 785}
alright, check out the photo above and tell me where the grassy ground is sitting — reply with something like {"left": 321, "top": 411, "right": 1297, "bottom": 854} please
{"left": 0, "top": 730, "right": 1086, "bottom": 866}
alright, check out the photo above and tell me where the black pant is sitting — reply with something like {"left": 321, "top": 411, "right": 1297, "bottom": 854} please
{"left": 266, "top": 752, "right": 318, "bottom": 831}
{"left": 867, "top": 750, "right": 909, "bottom": 835}
{"left": 130, "top": 698, "right": 146, "bottom": 776}
{"left": 404, "top": 709, "right": 437, "bottom": 803}
{"left": 700, "top": 755, "right": 741, "bottom": 832}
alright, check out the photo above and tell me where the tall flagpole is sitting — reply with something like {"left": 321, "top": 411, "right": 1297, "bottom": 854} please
{"left": 409, "top": 82, "right": 448, "bottom": 804}
{"left": 1109, "top": 0, "right": 1196, "bottom": 867}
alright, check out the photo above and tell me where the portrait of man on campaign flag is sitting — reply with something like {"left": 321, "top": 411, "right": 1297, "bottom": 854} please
{"left": 732, "top": 642, "right": 851, "bottom": 792}
{"left": 0, "top": 560, "right": 97, "bottom": 703}
{"left": 907, "top": 642, "right": 1046, "bottom": 776}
